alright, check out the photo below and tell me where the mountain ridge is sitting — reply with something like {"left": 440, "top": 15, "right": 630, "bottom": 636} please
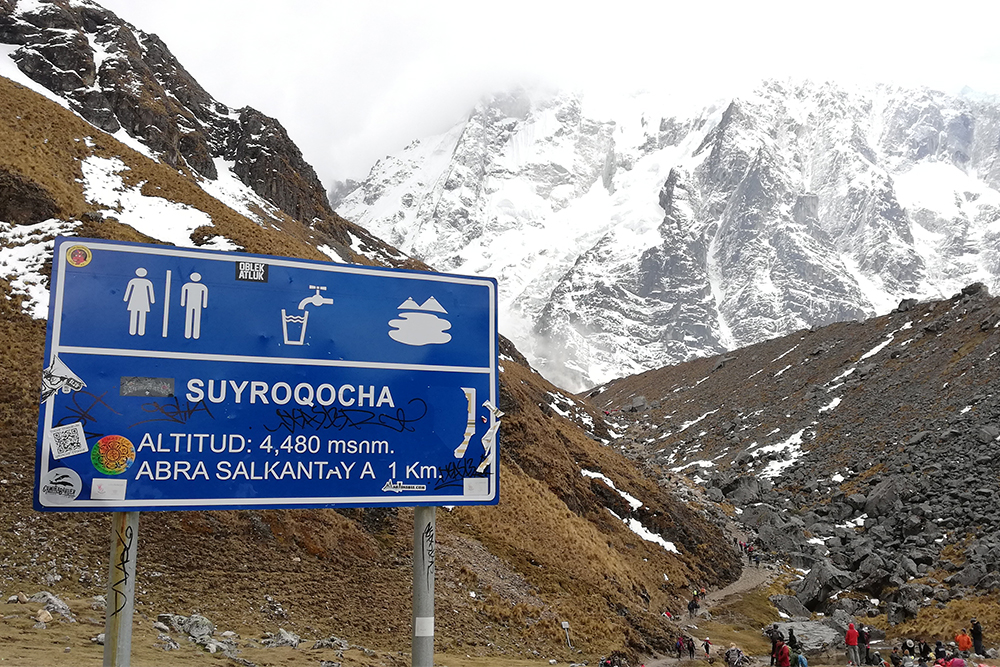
{"left": 337, "top": 82, "right": 1000, "bottom": 392}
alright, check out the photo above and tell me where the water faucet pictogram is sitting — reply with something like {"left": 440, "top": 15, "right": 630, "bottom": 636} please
{"left": 298, "top": 285, "right": 333, "bottom": 310}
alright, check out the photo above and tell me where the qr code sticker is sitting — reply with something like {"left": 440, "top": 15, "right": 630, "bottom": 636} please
{"left": 48, "top": 422, "right": 88, "bottom": 460}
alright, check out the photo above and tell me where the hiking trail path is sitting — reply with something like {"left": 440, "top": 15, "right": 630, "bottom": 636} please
{"left": 640, "top": 541, "right": 777, "bottom": 667}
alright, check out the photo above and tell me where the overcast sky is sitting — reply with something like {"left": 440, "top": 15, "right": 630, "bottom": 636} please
{"left": 98, "top": 0, "right": 1000, "bottom": 189}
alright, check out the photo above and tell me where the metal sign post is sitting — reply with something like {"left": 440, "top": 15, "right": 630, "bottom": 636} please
{"left": 412, "top": 506, "right": 436, "bottom": 667}
{"left": 104, "top": 511, "right": 139, "bottom": 667}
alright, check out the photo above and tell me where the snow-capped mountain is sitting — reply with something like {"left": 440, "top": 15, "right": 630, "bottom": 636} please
{"left": 337, "top": 82, "right": 1000, "bottom": 392}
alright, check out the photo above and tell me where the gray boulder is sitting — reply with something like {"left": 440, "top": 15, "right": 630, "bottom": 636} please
{"left": 182, "top": 614, "right": 215, "bottom": 639}
{"left": 157, "top": 613, "right": 187, "bottom": 634}
{"left": 262, "top": 628, "right": 300, "bottom": 648}
{"left": 770, "top": 594, "right": 811, "bottom": 621}
{"left": 29, "top": 592, "right": 74, "bottom": 622}
{"left": 789, "top": 560, "right": 855, "bottom": 611}
{"left": 722, "top": 475, "right": 763, "bottom": 503}
{"left": 846, "top": 493, "right": 867, "bottom": 510}
{"left": 774, "top": 621, "right": 843, "bottom": 657}
{"left": 864, "top": 479, "right": 902, "bottom": 518}
{"left": 742, "top": 503, "right": 784, "bottom": 528}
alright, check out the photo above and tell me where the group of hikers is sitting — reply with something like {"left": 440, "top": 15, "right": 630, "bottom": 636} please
{"left": 765, "top": 624, "right": 808, "bottom": 667}
{"left": 673, "top": 634, "right": 717, "bottom": 661}
{"left": 845, "top": 620, "right": 989, "bottom": 667}
{"left": 759, "top": 620, "right": 989, "bottom": 667}
{"left": 882, "top": 620, "right": 988, "bottom": 667}
{"left": 736, "top": 537, "right": 763, "bottom": 567}
{"left": 657, "top": 538, "right": 988, "bottom": 667}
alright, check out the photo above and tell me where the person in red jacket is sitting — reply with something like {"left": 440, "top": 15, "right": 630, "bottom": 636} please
{"left": 776, "top": 639, "right": 791, "bottom": 667}
{"left": 846, "top": 623, "right": 861, "bottom": 666}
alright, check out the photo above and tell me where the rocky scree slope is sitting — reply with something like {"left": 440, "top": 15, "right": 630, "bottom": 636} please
{"left": 589, "top": 284, "right": 1000, "bottom": 628}
{"left": 337, "top": 83, "right": 1000, "bottom": 393}
{"left": 0, "top": 0, "right": 407, "bottom": 267}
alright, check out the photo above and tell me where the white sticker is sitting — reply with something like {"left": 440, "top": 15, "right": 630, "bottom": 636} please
{"left": 463, "top": 477, "right": 489, "bottom": 497}
{"left": 47, "top": 422, "right": 88, "bottom": 459}
{"left": 91, "top": 478, "right": 127, "bottom": 501}
{"left": 414, "top": 616, "right": 434, "bottom": 637}
{"left": 39, "top": 468, "right": 82, "bottom": 505}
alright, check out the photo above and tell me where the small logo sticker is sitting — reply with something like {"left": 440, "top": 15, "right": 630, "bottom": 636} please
{"left": 39, "top": 468, "right": 82, "bottom": 505}
{"left": 235, "top": 261, "right": 268, "bottom": 282}
{"left": 91, "top": 478, "right": 127, "bottom": 501}
{"left": 66, "top": 245, "right": 92, "bottom": 267}
{"left": 91, "top": 435, "right": 136, "bottom": 475}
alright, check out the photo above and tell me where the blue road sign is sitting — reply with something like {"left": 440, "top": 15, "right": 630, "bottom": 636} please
{"left": 35, "top": 237, "right": 500, "bottom": 511}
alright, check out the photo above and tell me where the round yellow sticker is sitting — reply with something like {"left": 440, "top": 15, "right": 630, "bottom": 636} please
{"left": 66, "top": 245, "right": 92, "bottom": 267}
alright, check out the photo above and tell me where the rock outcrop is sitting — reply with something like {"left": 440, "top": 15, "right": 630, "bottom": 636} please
{"left": 1, "top": 0, "right": 331, "bottom": 223}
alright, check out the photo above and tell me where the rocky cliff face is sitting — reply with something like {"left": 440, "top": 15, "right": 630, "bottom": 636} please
{"left": 0, "top": 0, "right": 418, "bottom": 274}
{"left": 0, "top": 0, "right": 331, "bottom": 224}
{"left": 337, "top": 83, "right": 1000, "bottom": 392}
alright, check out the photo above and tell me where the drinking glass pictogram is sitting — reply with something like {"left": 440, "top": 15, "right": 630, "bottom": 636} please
{"left": 281, "top": 309, "right": 309, "bottom": 345}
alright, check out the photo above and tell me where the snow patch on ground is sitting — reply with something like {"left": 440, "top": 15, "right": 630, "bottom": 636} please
{"left": 757, "top": 429, "right": 806, "bottom": 478}
{"left": 0, "top": 219, "right": 82, "bottom": 318}
{"left": 80, "top": 155, "right": 233, "bottom": 250}
{"left": 582, "top": 469, "right": 642, "bottom": 510}
{"left": 678, "top": 409, "right": 719, "bottom": 432}
{"left": 819, "top": 397, "right": 842, "bottom": 413}
{"left": 197, "top": 158, "right": 285, "bottom": 227}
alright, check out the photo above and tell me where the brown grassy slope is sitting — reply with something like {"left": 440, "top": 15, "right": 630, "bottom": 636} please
{"left": 0, "top": 74, "right": 343, "bottom": 259}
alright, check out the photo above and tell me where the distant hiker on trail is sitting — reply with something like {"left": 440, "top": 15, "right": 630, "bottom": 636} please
{"left": 970, "top": 618, "right": 984, "bottom": 656}
{"left": 703, "top": 637, "right": 713, "bottom": 658}
{"left": 935, "top": 641, "right": 946, "bottom": 661}
{"left": 766, "top": 624, "right": 785, "bottom": 666}
{"left": 787, "top": 628, "right": 800, "bottom": 652}
{"left": 754, "top": 552, "right": 761, "bottom": 567}
{"left": 747, "top": 546, "right": 754, "bottom": 565}
{"left": 775, "top": 639, "right": 790, "bottom": 667}
{"left": 859, "top": 626, "right": 871, "bottom": 664}
{"left": 688, "top": 636, "right": 697, "bottom": 659}
{"left": 677, "top": 635, "right": 686, "bottom": 659}
{"left": 688, "top": 597, "right": 700, "bottom": 618}
{"left": 919, "top": 639, "right": 933, "bottom": 662}
{"left": 955, "top": 629, "right": 972, "bottom": 655}
{"left": 846, "top": 622, "right": 860, "bottom": 666}
{"left": 726, "top": 643, "right": 745, "bottom": 667}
